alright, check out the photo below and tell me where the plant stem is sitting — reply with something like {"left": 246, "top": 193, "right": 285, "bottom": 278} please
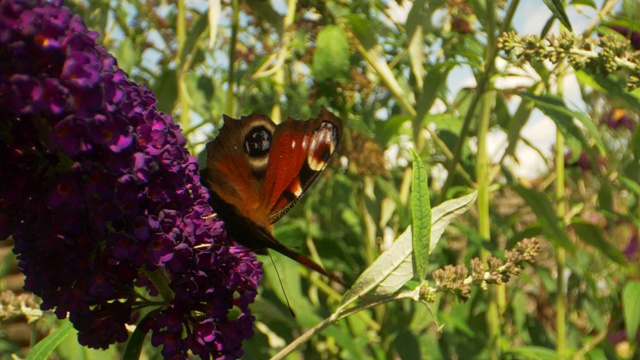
{"left": 271, "top": 288, "right": 421, "bottom": 360}
{"left": 226, "top": 0, "right": 240, "bottom": 115}
{"left": 555, "top": 2, "right": 570, "bottom": 355}
{"left": 441, "top": 0, "right": 500, "bottom": 201}
{"left": 555, "top": 121, "right": 567, "bottom": 357}
{"left": 176, "top": 0, "right": 189, "bottom": 130}
{"left": 476, "top": 1, "right": 501, "bottom": 358}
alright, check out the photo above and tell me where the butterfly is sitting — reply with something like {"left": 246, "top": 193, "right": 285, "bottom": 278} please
{"left": 201, "top": 107, "right": 344, "bottom": 285}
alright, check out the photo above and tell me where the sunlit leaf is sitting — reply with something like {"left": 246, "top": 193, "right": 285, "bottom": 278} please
{"left": 542, "top": 0, "right": 573, "bottom": 31}
{"left": 338, "top": 192, "right": 477, "bottom": 311}
{"left": 313, "top": 25, "right": 350, "bottom": 83}
{"left": 571, "top": 0, "right": 596, "bottom": 7}
{"left": 26, "top": 320, "right": 75, "bottom": 360}
{"left": 623, "top": 280, "right": 640, "bottom": 342}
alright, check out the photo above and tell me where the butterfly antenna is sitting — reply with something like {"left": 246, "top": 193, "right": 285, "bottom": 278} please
{"left": 267, "top": 250, "right": 296, "bottom": 318}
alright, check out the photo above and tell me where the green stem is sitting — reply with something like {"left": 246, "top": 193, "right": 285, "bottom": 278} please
{"left": 176, "top": 0, "right": 189, "bottom": 130}
{"left": 479, "top": 88, "right": 501, "bottom": 359}
{"left": 556, "top": 124, "right": 567, "bottom": 357}
{"left": 475, "top": 1, "right": 500, "bottom": 358}
{"left": 226, "top": 0, "right": 240, "bottom": 115}
{"left": 269, "top": 0, "right": 297, "bottom": 122}
{"left": 441, "top": 0, "right": 500, "bottom": 200}
{"left": 555, "top": 1, "right": 570, "bottom": 355}
{"left": 271, "top": 288, "right": 422, "bottom": 360}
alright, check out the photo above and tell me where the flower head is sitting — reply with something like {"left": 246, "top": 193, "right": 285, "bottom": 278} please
{"left": 0, "top": 0, "right": 261, "bottom": 357}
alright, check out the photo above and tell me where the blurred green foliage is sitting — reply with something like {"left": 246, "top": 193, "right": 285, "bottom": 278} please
{"left": 3, "top": 0, "right": 640, "bottom": 359}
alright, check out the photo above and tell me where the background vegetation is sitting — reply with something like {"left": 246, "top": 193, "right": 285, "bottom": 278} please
{"left": 2, "top": 0, "right": 640, "bottom": 359}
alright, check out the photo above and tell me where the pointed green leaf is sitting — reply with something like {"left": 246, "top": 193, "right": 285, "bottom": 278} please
{"left": 623, "top": 280, "right": 640, "bottom": 342}
{"left": 542, "top": 0, "right": 573, "bottom": 31}
{"left": 338, "top": 192, "right": 477, "bottom": 311}
{"left": 411, "top": 149, "right": 431, "bottom": 280}
{"left": 123, "top": 312, "right": 155, "bottom": 360}
{"left": 514, "top": 185, "right": 576, "bottom": 253}
{"left": 26, "top": 319, "right": 75, "bottom": 360}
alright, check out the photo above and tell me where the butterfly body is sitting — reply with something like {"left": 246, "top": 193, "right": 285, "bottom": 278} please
{"left": 202, "top": 108, "right": 343, "bottom": 283}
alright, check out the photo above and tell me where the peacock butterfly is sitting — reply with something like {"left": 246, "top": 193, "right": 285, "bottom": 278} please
{"left": 201, "top": 107, "right": 344, "bottom": 285}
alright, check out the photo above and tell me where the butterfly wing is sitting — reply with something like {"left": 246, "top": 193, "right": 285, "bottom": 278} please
{"left": 264, "top": 107, "right": 343, "bottom": 223}
{"left": 202, "top": 108, "right": 344, "bottom": 285}
{"left": 202, "top": 113, "right": 276, "bottom": 229}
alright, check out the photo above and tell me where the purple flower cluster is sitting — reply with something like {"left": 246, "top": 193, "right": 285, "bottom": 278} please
{"left": 0, "top": 0, "right": 261, "bottom": 358}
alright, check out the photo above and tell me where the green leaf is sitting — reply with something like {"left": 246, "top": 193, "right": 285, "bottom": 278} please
{"left": 410, "top": 149, "right": 431, "bottom": 280}
{"left": 337, "top": 192, "right": 477, "bottom": 311}
{"left": 598, "top": 182, "right": 613, "bottom": 212}
{"left": 313, "top": 25, "right": 350, "bottom": 83}
{"left": 123, "top": 312, "right": 156, "bottom": 360}
{"left": 179, "top": 10, "right": 209, "bottom": 67}
{"left": 576, "top": 71, "right": 640, "bottom": 113}
{"left": 263, "top": 251, "right": 321, "bottom": 327}
{"left": 186, "top": 73, "right": 215, "bottom": 120}
{"left": 114, "top": 37, "right": 135, "bottom": 74}
{"left": 573, "top": 221, "right": 627, "bottom": 265}
{"left": 504, "top": 82, "right": 542, "bottom": 157}
{"left": 517, "top": 92, "right": 605, "bottom": 155}
{"left": 391, "top": 330, "right": 421, "bottom": 360}
{"left": 506, "top": 346, "right": 564, "bottom": 360}
{"left": 414, "top": 63, "right": 453, "bottom": 140}
{"left": 623, "top": 280, "right": 640, "bottom": 342}
{"left": 571, "top": 0, "right": 596, "bottom": 7}
{"left": 26, "top": 319, "right": 75, "bottom": 360}
{"left": 247, "top": 1, "right": 283, "bottom": 34}
{"left": 619, "top": 176, "right": 640, "bottom": 197}
{"left": 623, "top": 0, "right": 637, "bottom": 22}
{"left": 342, "top": 14, "right": 376, "bottom": 49}
{"left": 405, "top": 0, "right": 426, "bottom": 38}
{"left": 408, "top": 25, "right": 424, "bottom": 90}
{"left": 633, "top": 125, "right": 640, "bottom": 160}
{"left": 152, "top": 69, "right": 177, "bottom": 114}
{"left": 542, "top": 0, "right": 573, "bottom": 31}
{"left": 514, "top": 185, "right": 576, "bottom": 253}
